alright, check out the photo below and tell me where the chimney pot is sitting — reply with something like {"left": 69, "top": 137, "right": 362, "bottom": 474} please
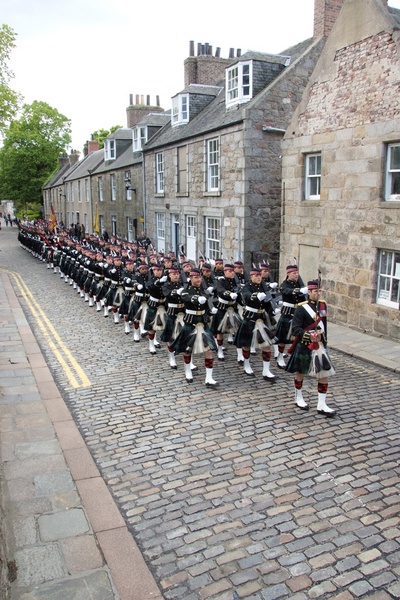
{"left": 129, "top": 93, "right": 133, "bottom": 105}
{"left": 146, "top": 95, "right": 150, "bottom": 106}
{"left": 229, "top": 48, "right": 234, "bottom": 58}
{"left": 189, "top": 40, "right": 195, "bottom": 56}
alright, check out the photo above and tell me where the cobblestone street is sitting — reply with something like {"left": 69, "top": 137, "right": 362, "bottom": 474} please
{"left": 1, "top": 228, "right": 400, "bottom": 600}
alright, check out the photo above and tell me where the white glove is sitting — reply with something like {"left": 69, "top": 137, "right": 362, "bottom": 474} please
{"left": 230, "top": 292, "right": 238, "bottom": 300}
{"left": 269, "top": 282, "right": 278, "bottom": 289}
{"left": 177, "top": 287, "right": 184, "bottom": 295}
{"left": 207, "top": 286, "right": 214, "bottom": 294}
{"left": 198, "top": 296, "right": 207, "bottom": 305}
{"left": 274, "top": 307, "right": 281, "bottom": 315}
{"left": 159, "top": 275, "right": 168, "bottom": 283}
{"left": 211, "top": 307, "right": 218, "bottom": 314}
{"left": 125, "top": 278, "right": 132, "bottom": 285}
{"left": 257, "top": 292, "right": 267, "bottom": 301}
{"left": 300, "top": 286, "right": 308, "bottom": 294}
{"left": 136, "top": 283, "right": 143, "bottom": 290}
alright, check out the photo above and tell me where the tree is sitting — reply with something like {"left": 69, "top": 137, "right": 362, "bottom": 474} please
{"left": 0, "top": 100, "right": 71, "bottom": 210}
{"left": 0, "top": 24, "right": 21, "bottom": 132}
{"left": 83, "top": 125, "right": 122, "bottom": 153}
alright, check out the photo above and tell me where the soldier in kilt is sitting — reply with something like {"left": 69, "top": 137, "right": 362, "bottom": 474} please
{"left": 285, "top": 280, "right": 336, "bottom": 417}
{"left": 160, "top": 266, "right": 185, "bottom": 369}
{"left": 170, "top": 268, "right": 218, "bottom": 386}
{"left": 211, "top": 263, "right": 242, "bottom": 361}
{"left": 234, "top": 267, "right": 278, "bottom": 381}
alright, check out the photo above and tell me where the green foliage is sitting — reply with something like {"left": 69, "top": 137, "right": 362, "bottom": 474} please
{"left": 0, "top": 24, "right": 21, "bottom": 131}
{"left": 15, "top": 202, "right": 41, "bottom": 220}
{"left": 0, "top": 100, "right": 71, "bottom": 210}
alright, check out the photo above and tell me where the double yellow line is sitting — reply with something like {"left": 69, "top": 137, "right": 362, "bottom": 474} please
{"left": 7, "top": 270, "right": 91, "bottom": 389}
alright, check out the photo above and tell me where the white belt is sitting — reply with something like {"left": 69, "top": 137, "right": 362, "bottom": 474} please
{"left": 283, "top": 302, "right": 294, "bottom": 307}
{"left": 244, "top": 306, "right": 264, "bottom": 313}
{"left": 186, "top": 309, "right": 205, "bottom": 315}
{"left": 168, "top": 303, "right": 183, "bottom": 308}
{"left": 149, "top": 296, "right": 165, "bottom": 303}
{"left": 125, "top": 287, "right": 134, "bottom": 291}
{"left": 218, "top": 298, "right": 229, "bottom": 305}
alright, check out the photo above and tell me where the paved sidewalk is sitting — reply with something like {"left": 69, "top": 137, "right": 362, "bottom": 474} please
{"left": 0, "top": 271, "right": 163, "bottom": 599}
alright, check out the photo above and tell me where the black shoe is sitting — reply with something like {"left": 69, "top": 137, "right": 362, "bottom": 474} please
{"left": 296, "top": 402, "right": 309, "bottom": 411}
{"left": 186, "top": 378, "right": 193, "bottom": 383}
{"left": 317, "top": 409, "right": 336, "bottom": 418}
{"left": 263, "top": 375, "right": 276, "bottom": 382}
{"left": 205, "top": 381, "right": 218, "bottom": 387}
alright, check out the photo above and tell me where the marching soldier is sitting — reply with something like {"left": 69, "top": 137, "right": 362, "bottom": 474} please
{"left": 211, "top": 263, "right": 242, "bottom": 361}
{"left": 119, "top": 260, "right": 136, "bottom": 333}
{"left": 170, "top": 268, "right": 218, "bottom": 386}
{"left": 142, "top": 264, "right": 167, "bottom": 354}
{"left": 275, "top": 265, "right": 308, "bottom": 369}
{"left": 160, "top": 266, "right": 185, "bottom": 368}
{"left": 285, "top": 280, "right": 336, "bottom": 417}
{"left": 128, "top": 262, "right": 150, "bottom": 342}
{"left": 234, "top": 267, "right": 278, "bottom": 381}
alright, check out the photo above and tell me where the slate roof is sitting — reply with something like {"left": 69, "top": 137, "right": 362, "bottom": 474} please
{"left": 63, "top": 150, "right": 104, "bottom": 182}
{"left": 92, "top": 144, "right": 141, "bottom": 174}
{"left": 42, "top": 161, "right": 73, "bottom": 190}
{"left": 145, "top": 39, "right": 317, "bottom": 151}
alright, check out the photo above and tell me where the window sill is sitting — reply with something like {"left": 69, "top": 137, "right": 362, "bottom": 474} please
{"left": 176, "top": 192, "right": 189, "bottom": 198}
{"left": 154, "top": 193, "right": 165, "bottom": 198}
{"left": 380, "top": 200, "right": 400, "bottom": 208}
{"left": 204, "top": 191, "right": 221, "bottom": 197}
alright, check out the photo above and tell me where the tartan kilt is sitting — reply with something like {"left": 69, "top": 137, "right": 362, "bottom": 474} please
{"left": 170, "top": 322, "right": 217, "bottom": 355}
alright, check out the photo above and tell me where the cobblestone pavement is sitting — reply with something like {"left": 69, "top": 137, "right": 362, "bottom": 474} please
{"left": 1, "top": 228, "right": 400, "bottom": 600}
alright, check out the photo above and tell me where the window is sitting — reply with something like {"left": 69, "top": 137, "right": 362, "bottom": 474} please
{"left": 110, "top": 174, "right": 116, "bottom": 201}
{"left": 111, "top": 215, "right": 117, "bottom": 236}
{"left": 78, "top": 180, "right": 82, "bottom": 202}
{"left": 104, "top": 139, "right": 116, "bottom": 161}
{"left": 226, "top": 62, "right": 252, "bottom": 106}
{"left": 98, "top": 177, "right": 104, "bottom": 202}
{"left": 156, "top": 212, "right": 165, "bottom": 240}
{"left": 126, "top": 217, "right": 134, "bottom": 242}
{"left": 85, "top": 179, "right": 90, "bottom": 202}
{"left": 133, "top": 126, "right": 147, "bottom": 151}
{"left": 305, "top": 153, "right": 321, "bottom": 199}
{"left": 386, "top": 143, "right": 400, "bottom": 200}
{"left": 377, "top": 250, "right": 400, "bottom": 308}
{"left": 207, "top": 138, "right": 219, "bottom": 192}
{"left": 177, "top": 146, "right": 187, "bottom": 194}
{"left": 156, "top": 153, "right": 164, "bottom": 194}
{"left": 205, "top": 217, "right": 221, "bottom": 260}
{"left": 125, "top": 170, "right": 132, "bottom": 201}
{"left": 172, "top": 94, "right": 189, "bottom": 126}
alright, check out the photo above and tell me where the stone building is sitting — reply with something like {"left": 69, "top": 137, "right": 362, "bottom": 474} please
{"left": 143, "top": 17, "right": 330, "bottom": 272}
{"left": 280, "top": 0, "right": 400, "bottom": 341}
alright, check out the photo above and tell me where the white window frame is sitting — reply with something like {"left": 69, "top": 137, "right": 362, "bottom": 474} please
{"left": 156, "top": 212, "right": 165, "bottom": 240}
{"left": 377, "top": 249, "right": 400, "bottom": 308}
{"left": 133, "top": 126, "right": 147, "bottom": 151}
{"left": 126, "top": 216, "right": 133, "bottom": 242}
{"left": 85, "top": 178, "right": 90, "bottom": 202}
{"left": 206, "top": 138, "right": 219, "bottom": 192}
{"left": 111, "top": 214, "right": 117, "bottom": 236}
{"left": 305, "top": 153, "right": 322, "bottom": 200}
{"left": 156, "top": 153, "right": 164, "bottom": 193}
{"left": 205, "top": 217, "right": 221, "bottom": 261}
{"left": 125, "top": 170, "right": 132, "bottom": 201}
{"left": 385, "top": 143, "right": 400, "bottom": 201}
{"left": 110, "top": 174, "right": 116, "bottom": 201}
{"left": 78, "top": 180, "right": 82, "bottom": 203}
{"left": 226, "top": 61, "right": 252, "bottom": 107}
{"left": 98, "top": 177, "right": 104, "bottom": 202}
{"left": 104, "top": 139, "right": 116, "bottom": 161}
{"left": 171, "top": 94, "right": 189, "bottom": 126}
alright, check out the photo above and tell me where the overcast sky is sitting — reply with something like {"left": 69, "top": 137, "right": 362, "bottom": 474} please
{"left": 3, "top": 0, "right": 400, "bottom": 154}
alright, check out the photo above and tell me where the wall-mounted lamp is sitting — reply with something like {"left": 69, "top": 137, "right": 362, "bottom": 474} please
{"left": 125, "top": 184, "right": 136, "bottom": 193}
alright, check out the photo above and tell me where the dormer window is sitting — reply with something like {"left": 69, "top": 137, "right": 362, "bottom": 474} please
{"left": 104, "top": 139, "right": 116, "bottom": 161}
{"left": 226, "top": 61, "right": 252, "bottom": 107}
{"left": 172, "top": 94, "right": 189, "bottom": 126}
{"left": 133, "top": 126, "right": 147, "bottom": 151}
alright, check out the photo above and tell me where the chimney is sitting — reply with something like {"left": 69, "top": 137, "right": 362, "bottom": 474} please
{"left": 126, "top": 94, "right": 164, "bottom": 128}
{"left": 184, "top": 41, "right": 236, "bottom": 87}
{"left": 59, "top": 153, "right": 69, "bottom": 168}
{"left": 87, "top": 139, "right": 99, "bottom": 154}
{"left": 314, "top": 0, "right": 344, "bottom": 39}
{"left": 69, "top": 150, "right": 79, "bottom": 166}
